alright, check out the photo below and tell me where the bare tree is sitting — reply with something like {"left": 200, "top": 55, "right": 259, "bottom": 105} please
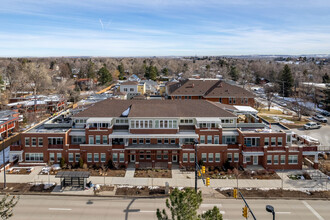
{"left": 264, "top": 84, "right": 277, "bottom": 111}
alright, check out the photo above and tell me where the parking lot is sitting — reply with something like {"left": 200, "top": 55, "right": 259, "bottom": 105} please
{"left": 292, "top": 124, "right": 330, "bottom": 146}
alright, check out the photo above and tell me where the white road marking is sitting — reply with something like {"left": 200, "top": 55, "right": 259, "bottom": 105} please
{"left": 302, "top": 201, "right": 324, "bottom": 220}
{"left": 200, "top": 204, "right": 222, "bottom": 207}
{"left": 138, "top": 210, "right": 156, "bottom": 213}
{"left": 277, "top": 212, "right": 291, "bottom": 214}
{"left": 49, "top": 208, "right": 72, "bottom": 211}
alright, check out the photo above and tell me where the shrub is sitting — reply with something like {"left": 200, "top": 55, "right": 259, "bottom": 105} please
{"left": 60, "top": 157, "right": 65, "bottom": 169}
{"left": 79, "top": 158, "right": 84, "bottom": 169}
{"left": 107, "top": 159, "right": 114, "bottom": 169}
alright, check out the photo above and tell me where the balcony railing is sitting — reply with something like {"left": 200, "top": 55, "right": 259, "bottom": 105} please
{"left": 48, "top": 144, "right": 64, "bottom": 149}
{"left": 302, "top": 146, "right": 317, "bottom": 151}
{"left": 242, "top": 146, "right": 263, "bottom": 152}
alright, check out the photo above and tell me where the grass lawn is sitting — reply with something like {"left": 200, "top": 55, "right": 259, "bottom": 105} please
{"left": 259, "top": 109, "right": 284, "bottom": 114}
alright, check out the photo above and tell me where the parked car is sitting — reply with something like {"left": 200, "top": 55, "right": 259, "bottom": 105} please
{"left": 304, "top": 122, "right": 321, "bottom": 130}
{"left": 312, "top": 114, "right": 328, "bottom": 123}
{"left": 51, "top": 164, "right": 61, "bottom": 171}
{"left": 321, "top": 111, "right": 330, "bottom": 117}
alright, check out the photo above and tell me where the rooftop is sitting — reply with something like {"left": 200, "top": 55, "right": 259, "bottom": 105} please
{"left": 74, "top": 99, "right": 236, "bottom": 118}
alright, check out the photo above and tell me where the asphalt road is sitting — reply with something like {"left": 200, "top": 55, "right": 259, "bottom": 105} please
{"left": 9, "top": 195, "right": 330, "bottom": 220}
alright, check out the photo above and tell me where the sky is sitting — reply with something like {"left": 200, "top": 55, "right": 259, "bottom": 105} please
{"left": 1, "top": 0, "right": 330, "bottom": 57}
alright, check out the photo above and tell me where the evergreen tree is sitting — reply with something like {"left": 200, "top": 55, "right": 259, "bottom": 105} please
{"left": 86, "top": 60, "right": 95, "bottom": 79}
{"left": 229, "top": 66, "right": 239, "bottom": 81}
{"left": 322, "top": 73, "right": 329, "bottom": 83}
{"left": 161, "top": 68, "right": 169, "bottom": 76}
{"left": 144, "top": 65, "right": 158, "bottom": 80}
{"left": 117, "top": 63, "right": 125, "bottom": 80}
{"left": 323, "top": 74, "right": 330, "bottom": 110}
{"left": 156, "top": 188, "right": 222, "bottom": 220}
{"left": 0, "top": 194, "right": 19, "bottom": 219}
{"left": 98, "top": 66, "right": 112, "bottom": 85}
{"left": 278, "top": 64, "right": 294, "bottom": 97}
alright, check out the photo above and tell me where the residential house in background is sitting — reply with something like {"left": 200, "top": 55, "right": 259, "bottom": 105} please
{"left": 0, "top": 110, "right": 19, "bottom": 140}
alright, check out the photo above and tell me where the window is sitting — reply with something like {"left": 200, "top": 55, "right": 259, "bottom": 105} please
{"left": 244, "top": 137, "right": 260, "bottom": 147}
{"left": 49, "top": 153, "right": 55, "bottom": 162}
{"left": 132, "top": 139, "right": 137, "bottom": 144}
{"left": 103, "top": 135, "right": 107, "bottom": 144}
{"left": 163, "top": 151, "right": 168, "bottom": 160}
{"left": 264, "top": 137, "right": 269, "bottom": 146}
{"left": 227, "top": 153, "right": 232, "bottom": 162}
{"left": 207, "top": 136, "right": 212, "bottom": 144}
{"left": 31, "top": 138, "right": 36, "bottom": 147}
{"left": 200, "top": 136, "right": 205, "bottom": 144}
{"left": 69, "top": 153, "right": 73, "bottom": 162}
{"left": 72, "top": 136, "right": 85, "bottom": 144}
{"left": 25, "top": 153, "right": 43, "bottom": 162}
{"left": 278, "top": 137, "right": 282, "bottom": 146}
{"left": 146, "top": 139, "right": 150, "bottom": 144}
{"left": 222, "top": 136, "right": 237, "bottom": 144}
{"left": 164, "top": 139, "right": 169, "bottom": 144}
{"left": 267, "top": 155, "right": 272, "bottom": 165}
{"left": 53, "top": 152, "right": 60, "bottom": 162}
{"left": 190, "top": 153, "right": 195, "bottom": 163}
{"left": 130, "top": 88, "right": 134, "bottom": 92}
{"left": 101, "top": 153, "right": 106, "bottom": 162}
{"left": 87, "top": 153, "right": 92, "bottom": 162}
{"left": 214, "top": 136, "right": 219, "bottom": 144}
{"left": 288, "top": 155, "right": 298, "bottom": 164}
{"left": 202, "top": 153, "right": 207, "bottom": 162}
{"left": 75, "top": 153, "right": 80, "bottom": 162}
{"left": 95, "top": 135, "right": 101, "bottom": 144}
{"left": 89, "top": 136, "right": 94, "bottom": 144}
{"left": 139, "top": 151, "right": 144, "bottom": 160}
{"left": 146, "top": 151, "right": 151, "bottom": 160}
{"left": 157, "top": 151, "right": 162, "bottom": 160}
{"left": 271, "top": 137, "right": 276, "bottom": 146}
{"left": 233, "top": 98, "right": 236, "bottom": 104}
{"left": 287, "top": 134, "right": 291, "bottom": 143}
{"left": 112, "top": 153, "right": 118, "bottom": 162}
{"left": 157, "top": 139, "right": 162, "bottom": 144}
{"left": 183, "top": 153, "right": 188, "bottom": 162}
{"left": 280, "top": 155, "right": 286, "bottom": 164}
{"left": 94, "top": 153, "right": 99, "bottom": 162}
{"left": 274, "top": 155, "right": 279, "bottom": 164}
{"left": 234, "top": 153, "right": 239, "bottom": 162}
{"left": 38, "top": 138, "right": 43, "bottom": 147}
{"left": 215, "top": 153, "right": 220, "bottom": 162}
{"left": 25, "top": 138, "right": 30, "bottom": 147}
{"left": 171, "top": 139, "right": 176, "bottom": 144}
{"left": 246, "top": 156, "right": 251, "bottom": 162}
{"left": 219, "top": 98, "right": 222, "bottom": 103}
{"left": 208, "top": 153, "right": 213, "bottom": 162}
{"left": 245, "top": 98, "right": 248, "bottom": 104}
{"left": 229, "top": 98, "right": 232, "bottom": 104}
{"left": 139, "top": 139, "right": 144, "bottom": 144}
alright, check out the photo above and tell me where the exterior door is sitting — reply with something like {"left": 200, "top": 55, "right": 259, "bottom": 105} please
{"left": 172, "top": 155, "right": 177, "bottom": 162}
{"left": 253, "top": 156, "right": 258, "bottom": 165}
{"left": 130, "top": 155, "right": 135, "bottom": 162}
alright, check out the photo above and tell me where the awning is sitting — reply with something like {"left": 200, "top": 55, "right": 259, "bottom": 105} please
{"left": 69, "top": 130, "right": 85, "bottom": 136}
{"left": 233, "top": 105, "right": 258, "bottom": 114}
{"left": 222, "top": 130, "right": 239, "bottom": 136}
{"left": 109, "top": 132, "right": 198, "bottom": 139}
{"left": 55, "top": 171, "right": 90, "bottom": 178}
{"left": 195, "top": 118, "right": 221, "bottom": 123}
{"left": 86, "top": 118, "right": 113, "bottom": 124}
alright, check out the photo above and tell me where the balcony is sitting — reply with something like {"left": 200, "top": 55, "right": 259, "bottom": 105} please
{"left": 242, "top": 146, "right": 263, "bottom": 152}
{"left": 179, "top": 125, "right": 195, "bottom": 132}
{"left": 48, "top": 144, "right": 64, "bottom": 149}
{"left": 302, "top": 146, "right": 317, "bottom": 151}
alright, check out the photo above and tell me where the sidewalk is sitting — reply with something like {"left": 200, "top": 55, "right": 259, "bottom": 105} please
{"left": 0, "top": 166, "right": 328, "bottom": 191}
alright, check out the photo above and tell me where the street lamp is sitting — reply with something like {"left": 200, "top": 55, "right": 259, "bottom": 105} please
{"left": 266, "top": 205, "right": 275, "bottom": 220}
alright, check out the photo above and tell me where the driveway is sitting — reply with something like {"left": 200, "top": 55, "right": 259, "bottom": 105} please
{"left": 292, "top": 125, "right": 330, "bottom": 146}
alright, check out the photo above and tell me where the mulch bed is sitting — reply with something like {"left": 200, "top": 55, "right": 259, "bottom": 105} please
{"left": 116, "top": 186, "right": 167, "bottom": 196}
{"left": 0, "top": 183, "right": 56, "bottom": 194}
{"left": 134, "top": 169, "right": 171, "bottom": 178}
{"left": 99, "top": 185, "right": 114, "bottom": 192}
{"left": 7, "top": 168, "right": 32, "bottom": 175}
{"left": 40, "top": 168, "right": 126, "bottom": 177}
{"left": 204, "top": 168, "right": 280, "bottom": 180}
{"left": 218, "top": 188, "right": 330, "bottom": 199}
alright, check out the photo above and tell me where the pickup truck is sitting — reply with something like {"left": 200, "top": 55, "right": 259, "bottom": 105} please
{"left": 304, "top": 122, "right": 321, "bottom": 130}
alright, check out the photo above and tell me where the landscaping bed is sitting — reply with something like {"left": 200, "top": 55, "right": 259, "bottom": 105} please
{"left": 39, "top": 168, "right": 126, "bottom": 177}
{"left": 134, "top": 169, "right": 171, "bottom": 178}
{"left": 203, "top": 167, "right": 280, "bottom": 180}
{"left": 287, "top": 173, "right": 312, "bottom": 180}
{"left": 116, "top": 186, "right": 168, "bottom": 196}
{"left": 218, "top": 188, "right": 330, "bottom": 199}
{"left": 1, "top": 183, "right": 56, "bottom": 194}
{"left": 7, "top": 167, "right": 33, "bottom": 175}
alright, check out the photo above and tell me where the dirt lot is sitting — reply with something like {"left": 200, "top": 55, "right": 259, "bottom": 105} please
{"left": 204, "top": 168, "right": 280, "bottom": 180}
{"left": 116, "top": 186, "right": 168, "bottom": 196}
{"left": 218, "top": 188, "right": 330, "bottom": 199}
{"left": 134, "top": 169, "right": 171, "bottom": 178}
{"left": 1, "top": 183, "right": 56, "bottom": 194}
{"left": 41, "top": 168, "right": 126, "bottom": 177}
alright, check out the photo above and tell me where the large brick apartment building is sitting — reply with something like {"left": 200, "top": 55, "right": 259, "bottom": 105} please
{"left": 10, "top": 100, "right": 318, "bottom": 170}
{"left": 167, "top": 79, "right": 255, "bottom": 107}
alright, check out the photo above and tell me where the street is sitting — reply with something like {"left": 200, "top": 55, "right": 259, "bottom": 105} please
{"left": 9, "top": 195, "right": 330, "bottom": 220}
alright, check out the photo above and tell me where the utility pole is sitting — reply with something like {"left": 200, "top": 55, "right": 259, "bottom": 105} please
{"left": 194, "top": 140, "right": 198, "bottom": 193}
